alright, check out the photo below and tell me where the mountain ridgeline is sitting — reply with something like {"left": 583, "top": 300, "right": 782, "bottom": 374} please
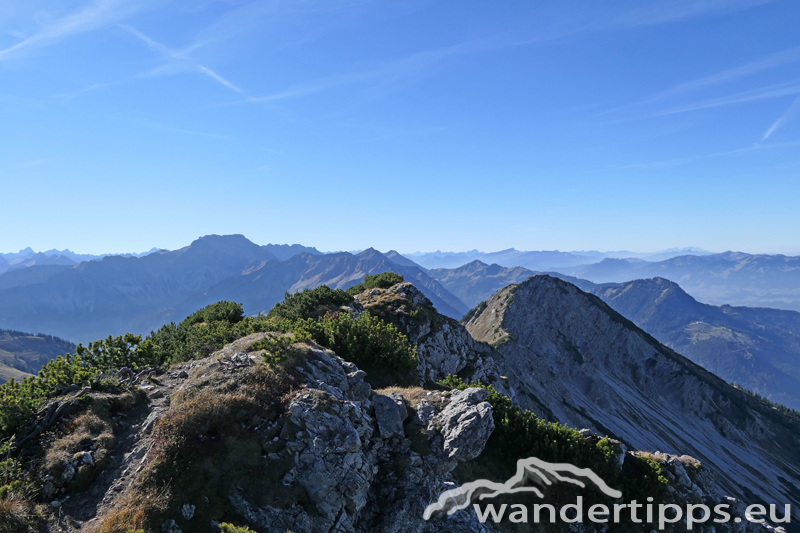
{"left": 569, "top": 277, "right": 800, "bottom": 411}
{"left": 0, "top": 329, "right": 77, "bottom": 383}
{"left": 0, "top": 235, "right": 467, "bottom": 344}
{"left": 555, "top": 252, "right": 800, "bottom": 312}
{"left": 464, "top": 275, "right": 800, "bottom": 518}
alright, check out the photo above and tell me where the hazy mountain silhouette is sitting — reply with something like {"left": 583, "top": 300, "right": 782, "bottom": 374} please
{"left": 556, "top": 252, "right": 800, "bottom": 312}
{"left": 0, "top": 235, "right": 465, "bottom": 344}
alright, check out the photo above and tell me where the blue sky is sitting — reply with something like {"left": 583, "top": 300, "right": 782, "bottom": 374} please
{"left": 1, "top": 0, "right": 799, "bottom": 255}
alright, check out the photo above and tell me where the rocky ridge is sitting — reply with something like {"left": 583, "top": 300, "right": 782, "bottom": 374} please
{"left": 12, "top": 280, "right": 796, "bottom": 533}
{"left": 464, "top": 275, "right": 800, "bottom": 523}
{"left": 353, "top": 282, "right": 514, "bottom": 398}
{"left": 64, "top": 334, "right": 500, "bottom": 533}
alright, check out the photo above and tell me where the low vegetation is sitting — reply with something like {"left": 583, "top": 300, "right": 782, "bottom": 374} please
{"left": 441, "top": 375, "right": 668, "bottom": 505}
{"left": 95, "top": 358, "right": 303, "bottom": 532}
{"left": 267, "top": 286, "right": 353, "bottom": 322}
{"left": 0, "top": 278, "right": 416, "bottom": 530}
{"left": 731, "top": 382, "right": 800, "bottom": 422}
{"left": 460, "top": 300, "right": 488, "bottom": 323}
{"left": 345, "top": 272, "right": 405, "bottom": 295}
{"left": 0, "top": 275, "right": 685, "bottom": 531}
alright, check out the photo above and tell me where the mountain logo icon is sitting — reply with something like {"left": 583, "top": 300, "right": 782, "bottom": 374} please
{"left": 423, "top": 457, "right": 622, "bottom": 519}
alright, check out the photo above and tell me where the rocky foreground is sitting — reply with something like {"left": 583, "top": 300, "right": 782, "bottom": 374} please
{"left": 5, "top": 282, "right": 795, "bottom": 532}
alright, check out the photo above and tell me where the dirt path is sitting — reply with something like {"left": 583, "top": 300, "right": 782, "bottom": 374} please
{"left": 46, "top": 365, "right": 192, "bottom": 533}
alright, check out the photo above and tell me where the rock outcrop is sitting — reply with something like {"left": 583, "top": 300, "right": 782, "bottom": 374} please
{"left": 232, "top": 343, "right": 497, "bottom": 533}
{"left": 355, "top": 283, "right": 514, "bottom": 398}
{"left": 73, "top": 333, "right": 499, "bottom": 533}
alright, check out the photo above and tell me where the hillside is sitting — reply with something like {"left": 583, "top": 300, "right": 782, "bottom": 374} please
{"left": 174, "top": 248, "right": 467, "bottom": 322}
{"left": 429, "top": 260, "right": 536, "bottom": 308}
{"left": 0, "top": 329, "right": 77, "bottom": 383}
{"left": 570, "top": 277, "right": 800, "bottom": 410}
{"left": 465, "top": 275, "right": 800, "bottom": 516}
{"left": 0, "top": 236, "right": 466, "bottom": 343}
{"left": 557, "top": 251, "right": 800, "bottom": 312}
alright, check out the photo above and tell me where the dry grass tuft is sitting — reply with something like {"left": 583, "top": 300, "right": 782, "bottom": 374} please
{"left": 90, "top": 487, "right": 170, "bottom": 533}
{"left": 43, "top": 389, "right": 144, "bottom": 493}
{"left": 94, "top": 354, "right": 305, "bottom": 532}
{"left": 637, "top": 451, "right": 702, "bottom": 470}
{"left": 375, "top": 386, "right": 430, "bottom": 409}
{"left": 0, "top": 498, "right": 35, "bottom": 533}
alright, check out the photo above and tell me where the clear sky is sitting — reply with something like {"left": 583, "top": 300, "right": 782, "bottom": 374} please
{"left": 1, "top": 0, "right": 799, "bottom": 255}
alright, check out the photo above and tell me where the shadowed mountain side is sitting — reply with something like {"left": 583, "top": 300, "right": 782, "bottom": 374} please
{"left": 0, "top": 329, "right": 77, "bottom": 382}
{"left": 7, "top": 253, "right": 76, "bottom": 271}
{"left": 262, "top": 243, "right": 322, "bottom": 260}
{"left": 171, "top": 250, "right": 468, "bottom": 322}
{"left": 0, "top": 238, "right": 467, "bottom": 343}
{"left": 567, "top": 277, "right": 800, "bottom": 410}
{"left": 465, "top": 275, "right": 800, "bottom": 515}
{"left": 429, "top": 260, "right": 538, "bottom": 308}
{"left": 0, "top": 235, "right": 278, "bottom": 342}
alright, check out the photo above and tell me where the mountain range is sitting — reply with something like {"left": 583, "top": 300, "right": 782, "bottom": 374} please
{"left": 405, "top": 246, "right": 713, "bottom": 270}
{"left": 5, "top": 236, "right": 800, "bottom": 415}
{"left": 556, "top": 252, "right": 800, "bottom": 312}
{"left": 0, "top": 235, "right": 465, "bottom": 344}
{"left": 429, "top": 260, "right": 800, "bottom": 410}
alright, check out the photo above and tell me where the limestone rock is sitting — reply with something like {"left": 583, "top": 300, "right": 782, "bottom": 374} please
{"left": 373, "top": 394, "right": 405, "bottom": 438}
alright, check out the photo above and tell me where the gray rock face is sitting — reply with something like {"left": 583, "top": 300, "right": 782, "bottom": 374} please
{"left": 228, "top": 347, "right": 498, "bottom": 533}
{"left": 428, "top": 388, "right": 494, "bottom": 463}
{"left": 373, "top": 394, "right": 405, "bottom": 438}
{"left": 465, "top": 274, "right": 800, "bottom": 522}
{"left": 355, "top": 283, "right": 515, "bottom": 399}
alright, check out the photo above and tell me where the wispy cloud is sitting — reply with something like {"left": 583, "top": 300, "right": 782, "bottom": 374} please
{"left": 53, "top": 81, "right": 122, "bottom": 100}
{"left": 243, "top": 37, "right": 500, "bottom": 105}
{"left": 608, "top": 0, "right": 777, "bottom": 28}
{"left": 603, "top": 45, "right": 800, "bottom": 117}
{"left": 0, "top": 0, "right": 144, "bottom": 61}
{"left": 761, "top": 95, "right": 800, "bottom": 141}
{"left": 602, "top": 138, "right": 800, "bottom": 171}
{"left": 654, "top": 81, "right": 800, "bottom": 116}
{"left": 120, "top": 24, "right": 244, "bottom": 94}
{"left": 241, "top": 0, "right": 783, "bottom": 108}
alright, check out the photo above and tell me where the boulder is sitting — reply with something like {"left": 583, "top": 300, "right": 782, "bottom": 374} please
{"left": 373, "top": 394, "right": 405, "bottom": 438}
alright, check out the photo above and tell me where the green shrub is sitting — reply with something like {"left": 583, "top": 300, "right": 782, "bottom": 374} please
{"left": 460, "top": 301, "right": 487, "bottom": 323}
{"left": 250, "top": 333, "right": 310, "bottom": 364}
{"left": 441, "top": 375, "right": 667, "bottom": 502}
{"left": 144, "top": 302, "right": 270, "bottom": 364}
{"left": 301, "top": 312, "right": 417, "bottom": 372}
{"left": 264, "top": 312, "right": 417, "bottom": 373}
{"left": 346, "top": 272, "right": 404, "bottom": 296}
{"left": 184, "top": 301, "right": 244, "bottom": 326}
{"left": 267, "top": 286, "right": 353, "bottom": 322}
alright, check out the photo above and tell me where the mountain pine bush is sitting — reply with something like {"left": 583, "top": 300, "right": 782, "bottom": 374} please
{"left": 441, "top": 375, "right": 667, "bottom": 503}
{"left": 345, "top": 272, "right": 404, "bottom": 296}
